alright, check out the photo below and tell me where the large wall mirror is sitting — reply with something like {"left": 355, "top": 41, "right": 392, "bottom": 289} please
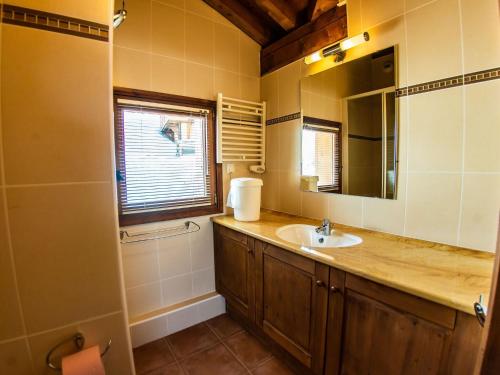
{"left": 300, "top": 46, "right": 399, "bottom": 199}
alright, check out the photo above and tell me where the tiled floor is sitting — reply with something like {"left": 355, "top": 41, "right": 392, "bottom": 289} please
{"left": 133, "top": 314, "right": 297, "bottom": 375}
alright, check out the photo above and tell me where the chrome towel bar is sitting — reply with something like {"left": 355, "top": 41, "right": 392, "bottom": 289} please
{"left": 120, "top": 220, "right": 201, "bottom": 244}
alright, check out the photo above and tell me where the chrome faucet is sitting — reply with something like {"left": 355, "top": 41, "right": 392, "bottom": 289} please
{"left": 315, "top": 218, "right": 332, "bottom": 236}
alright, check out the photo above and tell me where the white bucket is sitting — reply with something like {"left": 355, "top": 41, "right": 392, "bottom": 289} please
{"left": 227, "top": 178, "right": 263, "bottom": 221}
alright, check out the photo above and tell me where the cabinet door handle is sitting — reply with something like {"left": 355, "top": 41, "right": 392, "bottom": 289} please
{"left": 316, "top": 280, "right": 326, "bottom": 288}
{"left": 247, "top": 248, "right": 254, "bottom": 255}
{"left": 330, "top": 285, "right": 340, "bottom": 293}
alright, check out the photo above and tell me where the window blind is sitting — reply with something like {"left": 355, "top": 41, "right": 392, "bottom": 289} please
{"left": 115, "top": 100, "right": 216, "bottom": 218}
{"left": 302, "top": 120, "right": 341, "bottom": 192}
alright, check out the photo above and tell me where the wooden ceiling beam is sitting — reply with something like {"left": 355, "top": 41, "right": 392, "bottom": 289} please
{"left": 202, "top": 0, "right": 283, "bottom": 45}
{"left": 307, "top": 0, "right": 339, "bottom": 22}
{"left": 261, "top": 5, "right": 347, "bottom": 75}
{"left": 252, "top": 0, "right": 298, "bottom": 31}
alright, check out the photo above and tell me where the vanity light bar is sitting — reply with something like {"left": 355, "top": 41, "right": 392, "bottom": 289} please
{"left": 304, "top": 32, "right": 370, "bottom": 65}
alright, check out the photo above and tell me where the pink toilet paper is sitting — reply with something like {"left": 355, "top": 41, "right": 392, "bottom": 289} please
{"left": 62, "top": 345, "right": 105, "bottom": 375}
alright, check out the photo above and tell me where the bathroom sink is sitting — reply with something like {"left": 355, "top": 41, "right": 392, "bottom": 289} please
{"left": 276, "top": 224, "right": 362, "bottom": 248}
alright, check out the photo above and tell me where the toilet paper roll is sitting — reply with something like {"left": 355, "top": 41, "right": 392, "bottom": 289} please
{"left": 62, "top": 345, "right": 105, "bottom": 375}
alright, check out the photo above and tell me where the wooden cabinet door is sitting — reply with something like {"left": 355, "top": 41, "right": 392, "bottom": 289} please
{"left": 214, "top": 224, "right": 255, "bottom": 321}
{"left": 256, "top": 243, "right": 329, "bottom": 374}
{"left": 337, "top": 274, "right": 457, "bottom": 375}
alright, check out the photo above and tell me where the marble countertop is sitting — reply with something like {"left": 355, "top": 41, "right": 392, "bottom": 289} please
{"left": 212, "top": 210, "right": 495, "bottom": 315}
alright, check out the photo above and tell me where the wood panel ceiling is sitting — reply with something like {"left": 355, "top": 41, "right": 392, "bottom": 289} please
{"left": 203, "top": 0, "right": 347, "bottom": 75}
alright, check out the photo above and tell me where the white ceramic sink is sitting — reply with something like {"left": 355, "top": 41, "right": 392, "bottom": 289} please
{"left": 276, "top": 224, "right": 362, "bottom": 248}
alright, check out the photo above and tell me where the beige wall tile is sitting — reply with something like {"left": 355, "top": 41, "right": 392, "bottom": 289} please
{"left": 113, "top": 46, "right": 152, "bottom": 90}
{"left": 361, "top": 0, "right": 404, "bottom": 29}
{"left": 239, "top": 35, "right": 260, "bottom": 77}
{"left": 408, "top": 87, "right": 463, "bottom": 172}
{"left": 113, "top": 0, "right": 151, "bottom": 51}
{"left": 122, "top": 240, "right": 159, "bottom": 289}
{"left": 8, "top": 0, "right": 109, "bottom": 24}
{"left": 265, "top": 125, "right": 279, "bottom": 171}
{"left": 363, "top": 173, "right": 407, "bottom": 235}
{"left": 214, "top": 24, "right": 239, "bottom": 72}
{"left": 158, "top": 0, "right": 185, "bottom": 10}
{"left": 406, "top": 0, "right": 462, "bottom": 85}
{"left": 189, "top": 219, "right": 214, "bottom": 271}
{"left": 261, "top": 72, "right": 279, "bottom": 119}
{"left": 185, "top": 13, "right": 214, "bottom": 66}
{"left": 405, "top": 173, "right": 461, "bottom": 245}
{"left": 158, "top": 234, "right": 191, "bottom": 279}
{"left": 261, "top": 170, "right": 280, "bottom": 211}
{"left": 405, "top": 0, "right": 438, "bottom": 12}
{"left": 151, "top": 55, "right": 185, "bottom": 95}
{"left": 347, "top": 0, "right": 363, "bottom": 36}
{"left": 185, "top": 62, "right": 213, "bottom": 99}
{"left": 278, "top": 171, "right": 301, "bottom": 215}
{"left": 214, "top": 69, "right": 240, "bottom": 98}
{"left": 152, "top": 2, "right": 185, "bottom": 59}
{"left": 0, "top": 339, "right": 33, "bottom": 375}
{"left": 0, "top": 192, "right": 24, "bottom": 341}
{"left": 278, "top": 120, "right": 301, "bottom": 172}
{"left": 126, "top": 282, "right": 162, "bottom": 318}
{"left": 461, "top": 0, "right": 500, "bottom": 72}
{"left": 240, "top": 75, "right": 260, "bottom": 102}
{"left": 1, "top": 26, "right": 111, "bottom": 184}
{"left": 277, "top": 62, "right": 301, "bottom": 116}
{"left": 459, "top": 174, "right": 500, "bottom": 252}
{"left": 161, "top": 273, "right": 193, "bottom": 305}
{"left": 328, "top": 194, "right": 363, "bottom": 227}
{"left": 301, "top": 192, "right": 329, "bottom": 220}
{"left": 185, "top": 0, "right": 215, "bottom": 18}
{"left": 192, "top": 267, "right": 215, "bottom": 296}
{"left": 464, "top": 80, "right": 500, "bottom": 172}
{"left": 7, "top": 184, "right": 122, "bottom": 333}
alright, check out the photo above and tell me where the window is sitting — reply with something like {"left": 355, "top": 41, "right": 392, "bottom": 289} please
{"left": 301, "top": 116, "right": 342, "bottom": 193}
{"left": 114, "top": 88, "right": 222, "bottom": 226}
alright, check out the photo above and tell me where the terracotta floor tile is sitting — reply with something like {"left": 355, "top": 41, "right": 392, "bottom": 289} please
{"left": 144, "top": 362, "right": 185, "bottom": 375}
{"left": 206, "top": 314, "right": 244, "bottom": 339}
{"left": 181, "top": 343, "right": 247, "bottom": 375}
{"left": 134, "top": 338, "right": 176, "bottom": 374}
{"left": 167, "top": 323, "right": 219, "bottom": 359}
{"left": 225, "top": 331, "right": 272, "bottom": 369}
{"left": 251, "top": 357, "right": 295, "bottom": 375}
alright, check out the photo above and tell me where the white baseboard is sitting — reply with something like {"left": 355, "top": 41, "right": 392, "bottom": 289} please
{"left": 129, "top": 294, "right": 226, "bottom": 348}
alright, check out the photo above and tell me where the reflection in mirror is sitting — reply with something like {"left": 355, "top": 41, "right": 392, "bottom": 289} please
{"left": 300, "top": 46, "right": 398, "bottom": 199}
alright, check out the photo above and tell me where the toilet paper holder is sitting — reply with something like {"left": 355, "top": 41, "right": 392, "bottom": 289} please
{"left": 46, "top": 332, "right": 111, "bottom": 371}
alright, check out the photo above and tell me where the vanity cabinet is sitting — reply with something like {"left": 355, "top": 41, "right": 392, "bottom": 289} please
{"left": 213, "top": 224, "right": 481, "bottom": 375}
{"left": 213, "top": 224, "right": 255, "bottom": 322}
{"left": 256, "top": 242, "right": 329, "bottom": 373}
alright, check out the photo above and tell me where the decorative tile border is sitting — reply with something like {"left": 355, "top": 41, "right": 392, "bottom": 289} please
{"left": 1, "top": 4, "right": 109, "bottom": 42}
{"left": 396, "top": 67, "right": 500, "bottom": 97}
{"left": 266, "top": 111, "right": 301, "bottom": 126}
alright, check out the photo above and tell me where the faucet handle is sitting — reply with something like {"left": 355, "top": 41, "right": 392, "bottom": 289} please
{"left": 322, "top": 218, "right": 330, "bottom": 225}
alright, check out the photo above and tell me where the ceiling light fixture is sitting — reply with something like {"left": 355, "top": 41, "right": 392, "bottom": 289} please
{"left": 113, "top": 0, "right": 127, "bottom": 29}
{"left": 304, "top": 32, "right": 370, "bottom": 65}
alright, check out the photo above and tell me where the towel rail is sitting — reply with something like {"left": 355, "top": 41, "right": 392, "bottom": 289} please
{"left": 120, "top": 220, "right": 200, "bottom": 244}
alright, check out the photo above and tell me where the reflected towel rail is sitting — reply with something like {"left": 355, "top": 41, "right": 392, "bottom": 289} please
{"left": 120, "top": 220, "right": 200, "bottom": 244}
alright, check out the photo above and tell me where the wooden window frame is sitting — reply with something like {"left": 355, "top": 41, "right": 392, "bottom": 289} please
{"left": 113, "top": 87, "right": 223, "bottom": 226}
{"left": 302, "top": 116, "right": 342, "bottom": 194}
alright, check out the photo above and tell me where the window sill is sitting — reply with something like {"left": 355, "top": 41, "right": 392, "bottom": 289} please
{"left": 119, "top": 205, "right": 223, "bottom": 227}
